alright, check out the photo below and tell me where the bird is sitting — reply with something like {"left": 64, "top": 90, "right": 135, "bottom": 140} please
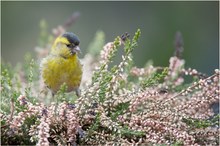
{"left": 40, "top": 32, "right": 82, "bottom": 97}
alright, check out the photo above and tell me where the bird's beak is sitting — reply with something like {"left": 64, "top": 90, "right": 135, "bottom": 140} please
{"left": 71, "top": 46, "right": 81, "bottom": 54}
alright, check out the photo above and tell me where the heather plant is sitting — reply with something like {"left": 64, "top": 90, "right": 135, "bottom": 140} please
{"left": 1, "top": 14, "right": 219, "bottom": 145}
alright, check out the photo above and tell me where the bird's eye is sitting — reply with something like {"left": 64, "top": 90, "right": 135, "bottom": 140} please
{"left": 66, "top": 44, "right": 74, "bottom": 48}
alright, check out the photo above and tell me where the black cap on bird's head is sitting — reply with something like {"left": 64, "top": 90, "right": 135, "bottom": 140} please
{"left": 62, "top": 32, "right": 80, "bottom": 46}
{"left": 62, "top": 32, "right": 81, "bottom": 54}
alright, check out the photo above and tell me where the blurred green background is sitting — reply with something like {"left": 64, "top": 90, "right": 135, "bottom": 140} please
{"left": 2, "top": 1, "right": 219, "bottom": 75}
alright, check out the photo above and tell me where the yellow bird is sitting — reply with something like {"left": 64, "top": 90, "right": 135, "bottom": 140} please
{"left": 40, "top": 32, "right": 82, "bottom": 96}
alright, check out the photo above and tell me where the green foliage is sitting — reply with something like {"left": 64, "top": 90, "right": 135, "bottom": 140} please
{"left": 87, "top": 113, "right": 101, "bottom": 136}
{"left": 82, "top": 29, "right": 142, "bottom": 142}
{"left": 1, "top": 52, "right": 40, "bottom": 116}
{"left": 1, "top": 68, "right": 23, "bottom": 115}
{"left": 56, "top": 83, "right": 68, "bottom": 101}
{"left": 1, "top": 69, "right": 13, "bottom": 114}
{"left": 24, "top": 53, "right": 39, "bottom": 82}
{"left": 1, "top": 27, "right": 219, "bottom": 145}
{"left": 141, "top": 67, "right": 168, "bottom": 89}
{"left": 90, "top": 29, "right": 141, "bottom": 103}
{"left": 111, "top": 102, "right": 130, "bottom": 120}
{"left": 123, "top": 29, "right": 141, "bottom": 78}
{"left": 91, "top": 37, "right": 121, "bottom": 84}
{"left": 120, "top": 126, "right": 145, "bottom": 138}
{"left": 182, "top": 114, "right": 220, "bottom": 128}
{"left": 25, "top": 59, "right": 34, "bottom": 97}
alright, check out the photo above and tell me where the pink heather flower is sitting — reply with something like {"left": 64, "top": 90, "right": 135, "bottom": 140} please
{"left": 17, "top": 95, "right": 27, "bottom": 105}
{"left": 37, "top": 116, "right": 50, "bottom": 146}
{"left": 100, "top": 42, "right": 115, "bottom": 60}
{"left": 169, "top": 56, "right": 185, "bottom": 78}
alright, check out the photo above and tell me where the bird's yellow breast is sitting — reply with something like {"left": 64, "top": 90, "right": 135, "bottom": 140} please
{"left": 40, "top": 54, "right": 82, "bottom": 93}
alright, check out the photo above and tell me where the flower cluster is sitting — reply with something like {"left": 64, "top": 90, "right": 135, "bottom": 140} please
{"left": 36, "top": 114, "right": 50, "bottom": 146}
{"left": 1, "top": 23, "right": 219, "bottom": 145}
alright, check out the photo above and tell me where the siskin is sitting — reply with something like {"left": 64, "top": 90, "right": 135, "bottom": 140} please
{"left": 40, "top": 32, "right": 82, "bottom": 96}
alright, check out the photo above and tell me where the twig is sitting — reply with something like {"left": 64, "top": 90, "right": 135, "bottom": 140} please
{"left": 174, "top": 31, "right": 184, "bottom": 58}
{"left": 53, "top": 12, "right": 81, "bottom": 37}
{"left": 63, "top": 12, "right": 80, "bottom": 29}
{"left": 9, "top": 98, "right": 15, "bottom": 122}
{"left": 164, "top": 73, "right": 219, "bottom": 104}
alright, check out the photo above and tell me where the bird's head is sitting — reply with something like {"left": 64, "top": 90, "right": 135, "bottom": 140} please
{"left": 51, "top": 32, "right": 81, "bottom": 58}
